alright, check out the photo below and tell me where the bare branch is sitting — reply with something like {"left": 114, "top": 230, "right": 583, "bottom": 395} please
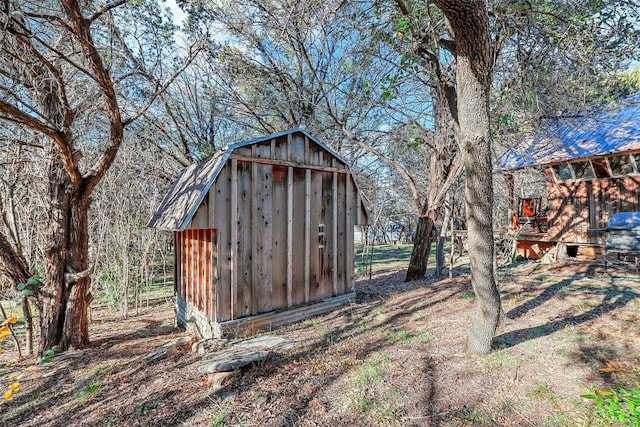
{"left": 87, "top": 0, "right": 128, "bottom": 22}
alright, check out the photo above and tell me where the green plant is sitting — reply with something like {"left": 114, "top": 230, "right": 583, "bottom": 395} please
{"left": 530, "top": 383, "right": 555, "bottom": 403}
{"left": 387, "top": 329, "right": 412, "bottom": 343}
{"left": 0, "top": 276, "right": 55, "bottom": 405}
{"left": 77, "top": 380, "right": 104, "bottom": 401}
{"left": 582, "top": 387, "right": 640, "bottom": 426}
{"left": 210, "top": 405, "right": 233, "bottom": 426}
{"left": 582, "top": 361, "right": 640, "bottom": 426}
{"left": 417, "top": 331, "right": 434, "bottom": 342}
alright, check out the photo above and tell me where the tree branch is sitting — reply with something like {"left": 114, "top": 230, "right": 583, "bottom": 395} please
{"left": 87, "top": 0, "right": 128, "bottom": 22}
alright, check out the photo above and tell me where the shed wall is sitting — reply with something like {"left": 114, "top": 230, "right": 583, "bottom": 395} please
{"left": 177, "top": 133, "right": 366, "bottom": 325}
{"left": 546, "top": 175, "right": 640, "bottom": 244}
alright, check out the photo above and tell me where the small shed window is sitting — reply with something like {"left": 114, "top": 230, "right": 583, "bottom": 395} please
{"left": 632, "top": 153, "right": 640, "bottom": 172}
{"left": 607, "top": 154, "right": 634, "bottom": 177}
{"left": 572, "top": 161, "right": 595, "bottom": 180}
{"left": 591, "top": 158, "right": 611, "bottom": 178}
{"left": 552, "top": 164, "right": 573, "bottom": 182}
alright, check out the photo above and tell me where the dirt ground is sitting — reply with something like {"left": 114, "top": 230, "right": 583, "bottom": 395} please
{"left": 1, "top": 259, "right": 639, "bottom": 426}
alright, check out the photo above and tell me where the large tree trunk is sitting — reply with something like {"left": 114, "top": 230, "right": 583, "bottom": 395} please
{"left": 406, "top": 212, "right": 437, "bottom": 281}
{"left": 432, "top": 0, "right": 502, "bottom": 354}
{"left": 39, "top": 150, "right": 92, "bottom": 352}
{"left": 405, "top": 75, "right": 457, "bottom": 281}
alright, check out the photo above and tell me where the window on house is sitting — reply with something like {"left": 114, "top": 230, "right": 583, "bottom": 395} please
{"left": 632, "top": 153, "right": 640, "bottom": 173}
{"left": 607, "top": 154, "right": 634, "bottom": 177}
{"left": 552, "top": 164, "right": 573, "bottom": 182}
{"left": 572, "top": 161, "right": 595, "bottom": 180}
{"left": 591, "top": 158, "right": 611, "bottom": 178}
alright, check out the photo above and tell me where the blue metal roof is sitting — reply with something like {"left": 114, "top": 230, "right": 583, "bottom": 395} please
{"left": 497, "top": 93, "right": 640, "bottom": 171}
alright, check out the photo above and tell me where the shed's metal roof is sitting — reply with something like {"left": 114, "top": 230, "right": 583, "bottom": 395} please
{"left": 147, "top": 150, "right": 228, "bottom": 230}
{"left": 497, "top": 93, "right": 640, "bottom": 171}
{"left": 148, "top": 128, "right": 352, "bottom": 231}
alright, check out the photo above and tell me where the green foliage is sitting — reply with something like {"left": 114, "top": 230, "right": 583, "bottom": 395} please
{"left": 583, "top": 362, "right": 640, "bottom": 426}
{"left": 77, "top": 380, "right": 105, "bottom": 401}
{"left": 582, "top": 388, "right": 640, "bottom": 426}
{"left": 209, "top": 405, "right": 234, "bottom": 426}
{"left": 17, "top": 274, "right": 42, "bottom": 298}
{"left": 0, "top": 277, "right": 56, "bottom": 405}
{"left": 387, "top": 329, "right": 412, "bottom": 343}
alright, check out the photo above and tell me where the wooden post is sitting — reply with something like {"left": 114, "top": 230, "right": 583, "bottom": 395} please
{"left": 505, "top": 173, "right": 516, "bottom": 230}
{"left": 287, "top": 166, "right": 294, "bottom": 307}
{"left": 332, "top": 170, "right": 338, "bottom": 295}
{"left": 174, "top": 231, "right": 180, "bottom": 298}
{"left": 346, "top": 176, "right": 354, "bottom": 290}
{"left": 230, "top": 158, "right": 238, "bottom": 320}
{"left": 251, "top": 145, "right": 258, "bottom": 315}
{"left": 304, "top": 169, "right": 311, "bottom": 303}
{"left": 207, "top": 187, "right": 216, "bottom": 320}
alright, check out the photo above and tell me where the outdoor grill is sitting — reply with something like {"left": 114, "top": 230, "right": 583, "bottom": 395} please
{"left": 605, "top": 212, "right": 640, "bottom": 270}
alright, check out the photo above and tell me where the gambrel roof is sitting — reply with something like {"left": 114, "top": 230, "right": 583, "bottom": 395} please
{"left": 147, "top": 128, "right": 358, "bottom": 231}
{"left": 497, "top": 92, "right": 640, "bottom": 171}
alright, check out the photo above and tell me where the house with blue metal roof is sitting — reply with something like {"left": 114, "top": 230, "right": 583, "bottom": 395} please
{"left": 148, "top": 128, "right": 369, "bottom": 338}
{"left": 496, "top": 93, "right": 640, "bottom": 259}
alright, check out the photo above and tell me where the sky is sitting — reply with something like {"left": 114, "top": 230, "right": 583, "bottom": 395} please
{"left": 164, "top": 0, "right": 186, "bottom": 26}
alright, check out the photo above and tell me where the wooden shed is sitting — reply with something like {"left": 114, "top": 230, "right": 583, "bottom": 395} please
{"left": 148, "top": 128, "right": 369, "bottom": 338}
{"left": 497, "top": 93, "right": 640, "bottom": 259}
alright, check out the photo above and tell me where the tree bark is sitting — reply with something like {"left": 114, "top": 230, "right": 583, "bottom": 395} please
{"left": 432, "top": 0, "right": 502, "bottom": 355}
{"left": 0, "top": 0, "right": 198, "bottom": 354}
{"left": 405, "top": 69, "right": 458, "bottom": 281}
{"left": 0, "top": 233, "right": 31, "bottom": 287}
{"left": 39, "top": 146, "right": 92, "bottom": 351}
{"left": 406, "top": 213, "right": 437, "bottom": 280}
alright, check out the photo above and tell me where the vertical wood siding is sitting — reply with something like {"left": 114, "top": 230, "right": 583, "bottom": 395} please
{"left": 179, "top": 132, "right": 368, "bottom": 323}
{"left": 175, "top": 229, "right": 216, "bottom": 317}
{"left": 547, "top": 175, "right": 640, "bottom": 243}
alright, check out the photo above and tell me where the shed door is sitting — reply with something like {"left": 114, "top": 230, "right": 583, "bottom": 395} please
{"left": 175, "top": 229, "right": 218, "bottom": 319}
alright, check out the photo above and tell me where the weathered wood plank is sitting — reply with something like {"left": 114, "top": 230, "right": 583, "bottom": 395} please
{"left": 304, "top": 169, "right": 311, "bottom": 303}
{"left": 230, "top": 159, "right": 238, "bottom": 319}
{"left": 286, "top": 134, "right": 291, "bottom": 162}
{"left": 251, "top": 146, "right": 258, "bottom": 315}
{"left": 336, "top": 173, "right": 347, "bottom": 295}
{"left": 213, "top": 164, "right": 232, "bottom": 322}
{"left": 236, "top": 161, "right": 253, "bottom": 317}
{"left": 190, "top": 200, "right": 209, "bottom": 229}
{"left": 186, "top": 230, "right": 192, "bottom": 306}
{"left": 204, "top": 230, "right": 211, "bottom": 316}
{"left": 228, "top": 154, "right": 350, "bottom": 174}
{"left": 211, "top": 230, "right": 219, "bottom": 322}
{"left": 319, "top": 170, "right": 333, "bottom": 299}
{"left": 345, "top": 175, "right": 354, "bottom": 291}
{"left": 255, "top": 163, "right": 274, "bottom": 313}
{"left": 289, "top": 133, "right": 305, "bottom": 163}
{"left": 220, "top": 293, "right": 356, "bottom": 338}
{"left": 287, "top": 166, "right": 294, "bottom": 307}
{"left": 175, "top": 231, "right": 181, "bottom": 299}
{"left": 271, "top": 165, "right": 288, "bottom": 310}
{"left": 310, "top": 170, "right": 323, "bottom": 302}
{"left": 292, "top": 168, "right": 306, "bottom": 306}
{"left": 332, "top": 171, "right": 339, "bottom": 296}
{"left": 198, "top": 230, "right": 203, "bottom": 310}
{"left": 256, "top": 140, "right": 271, "bottom": 159}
